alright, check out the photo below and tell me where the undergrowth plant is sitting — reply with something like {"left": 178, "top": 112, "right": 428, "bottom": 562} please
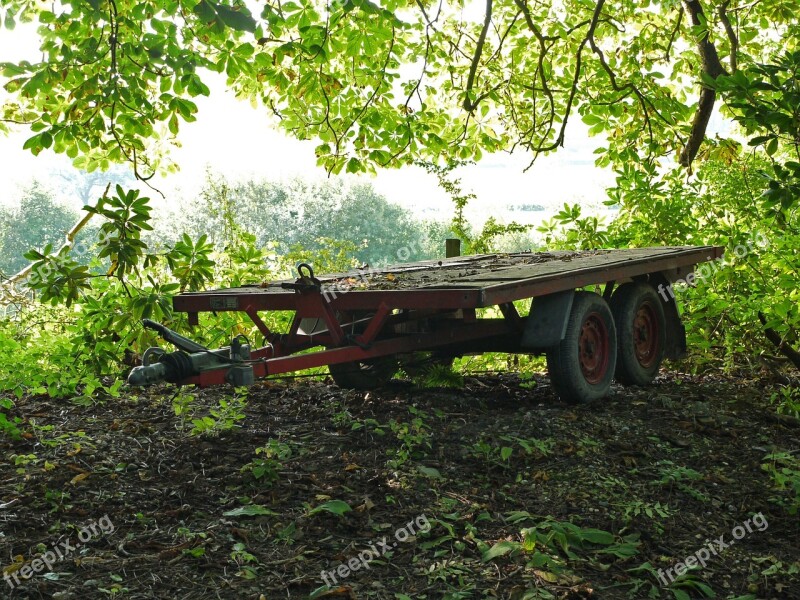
{"left": 0, "top": 398, "right": 22, "bottom": 440}
{"left": 241, "top": 438, "right": 293, "bottom": 486}
{"left": 190, "top": 388, "right": 248, "bottom": 437}
{"left": 770, "top": 386, "right": 800, "bottom": 419}
{"left": 387, "top": 406, "right": 433, "bottom": 469}
{"left": 482, "top": 512, "right": 641, "bottom": 575}
{"left": 762, "top": 451, "right": 800, "bottom": 515}
{"left": 415, "top": 363, "right": 465, "bottom": 389}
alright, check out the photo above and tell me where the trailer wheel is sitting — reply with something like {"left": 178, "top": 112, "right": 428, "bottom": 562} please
{"left": 399, "top": 352, "right": 455, "bottom": 378}
{"left": 328, "top": 357, "right": 398, "bottom": 390}
{"left": 546, "top": 292, "right": 616, "bottom": 403}
{"left": 327, "top": 310, "right": 398, "bottom": 390}
{"left": 610, "top": 282, "right": 666, "bottom": 385}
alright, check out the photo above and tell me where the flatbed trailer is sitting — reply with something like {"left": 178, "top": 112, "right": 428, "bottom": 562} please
{"left": 128, "top": 245, "right": 724, "bottom": 402}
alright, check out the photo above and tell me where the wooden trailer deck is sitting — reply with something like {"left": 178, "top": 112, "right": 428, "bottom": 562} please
{"left": 174, "top": 246, "right": 723, "bottom": 314}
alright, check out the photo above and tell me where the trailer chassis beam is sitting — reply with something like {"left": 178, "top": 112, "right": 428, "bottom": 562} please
{"left": 181, "top": 318, "right": 514, "bottom": 387}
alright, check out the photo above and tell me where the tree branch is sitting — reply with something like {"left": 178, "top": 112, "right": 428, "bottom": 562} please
{"left": 679, "top": 0, "right": 728, "bottom": 168}
{"left": 513, "top": 0, "right": 568, "bottom": 156}
{"left": 463, "top": 0, "right": 493, "bottom": 112}
{"left": 760, "top": 312, "right": 800, "bottom": 370}
{"left": 665, "top": 6, "right": 684, "bottom": 61}
{"left": 718, "top": 0, "right": 739, "bottom": 72}
{"left": 586, "top": 0, "right": 654, "bottom": 145}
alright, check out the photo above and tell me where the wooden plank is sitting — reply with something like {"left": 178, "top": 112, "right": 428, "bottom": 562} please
{"left": 457, "top": 248, "right": 687, "bottom": 283}
{"left": 480, "top": 246, "right": 723, "bottom": 305}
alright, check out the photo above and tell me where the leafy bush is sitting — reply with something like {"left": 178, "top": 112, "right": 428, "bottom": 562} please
{"left": 0, "top": 185, "right": 284, "bottom": 415}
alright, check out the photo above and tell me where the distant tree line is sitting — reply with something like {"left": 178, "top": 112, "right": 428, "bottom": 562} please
{"left": 148, "top": 172, "right": 460, "bottom": 267}
{"left": 0, "top": 167, "right": 134, "bottom": 276}
{"left": 0, "top": 183, "right": 85, "bottom": 275}
{"left": 0, "top": 170, "right": 547, "bottom": 280}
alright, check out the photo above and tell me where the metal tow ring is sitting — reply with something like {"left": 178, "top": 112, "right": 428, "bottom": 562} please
{"left": 280, "top": 263, "right": 322, "bottom": 292}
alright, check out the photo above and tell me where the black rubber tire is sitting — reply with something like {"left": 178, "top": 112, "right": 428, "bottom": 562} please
{"left": 399, "top": 352, "right": 456, "bottom": 378}
{"left": 327, "top": 310, "right": 398, "bottom": 390}
{"left": 609, "top": 282, "right": 666, "bottom": 386}
{"left": 546, "top": 291, "right": 617, "bottom": 403}
{"left": 328, "top": 357, "right": 398, "bottom": 390}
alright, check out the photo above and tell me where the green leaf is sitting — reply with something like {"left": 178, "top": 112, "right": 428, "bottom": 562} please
{"left": 482, "top": 540, "right": 518, "bottom": 562}
{"left": 193, "top": 0, "right": 255, "bottom": 33}
{"left": 766, "top": 137, "right": 778, "bottom": 156}
{"left": 22, "top": 133, "right": 43, "bottom": 152}
{"left": 580, "top": 528, "right": 615, "bottom": 545}
{"left": 215, "top": 3, "right": 256, "bottom": 33}
{"left": 308, "top": 499, "right": 352, "bottom": 517}
{"left": 748, "top": 135, "right": 773, "bottom": 146}
{"left": 417, "top": 465, "right": 442, "bottom": 479}
{"left": 582, "top": 114, "right": 602, "bottom": 125}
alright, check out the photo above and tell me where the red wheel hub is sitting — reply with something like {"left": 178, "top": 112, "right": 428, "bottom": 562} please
{"left": 633, "top": 301, "right": 659, "bottom": 368}
{"left": 579, "top": 312, "right": 610, "bottom": 385}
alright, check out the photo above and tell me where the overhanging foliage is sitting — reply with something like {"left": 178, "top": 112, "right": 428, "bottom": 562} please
{"left": 1, "top": 0, "right": 797, "bottom": 177}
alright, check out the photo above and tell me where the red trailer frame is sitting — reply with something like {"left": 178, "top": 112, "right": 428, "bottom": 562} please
{"left": 128, "top": 246, "right": 724, "bottom": 402}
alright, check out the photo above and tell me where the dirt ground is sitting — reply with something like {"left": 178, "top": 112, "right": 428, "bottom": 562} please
{"left": 1, "top": 369, "right": 799, "bottom": 600}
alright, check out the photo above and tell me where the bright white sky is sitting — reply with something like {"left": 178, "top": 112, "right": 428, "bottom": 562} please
{"left": 0, "top": 22, "right": 615, "bottom": 226}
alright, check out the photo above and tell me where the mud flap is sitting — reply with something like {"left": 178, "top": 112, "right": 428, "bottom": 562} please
{"left": 521, "top": 290, "right": 575, "bottom": 349}
{"left": 647, "top": 273, "right": 687, "bottom": 360}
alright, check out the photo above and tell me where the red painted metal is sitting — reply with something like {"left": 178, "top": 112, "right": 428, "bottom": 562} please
{"left": 181, "top": 319, "right": 514, "bottom": 386}
{"left": 579, "top": 311, "right": 611, "bottom": 385}
{"left": 355, "top": 302, "right": 391, "bottom": 346}
{"left": 174, "top": 288, "right": 482, "bottom": 313}
{"left": 633, "top": 300, "right": 660, "bottom": 368}
{"left": 244, "top": 306, "right": 272, "bottom": 339}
